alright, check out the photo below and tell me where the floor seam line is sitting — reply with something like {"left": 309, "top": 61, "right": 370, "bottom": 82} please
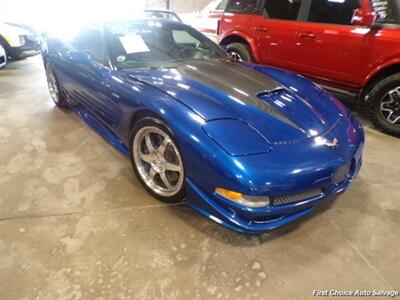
{"left": 0, "top": 202, "right": 187, "bottom": 223}
{"left": 329, "top": 218, "right": 393, "bottom": 290}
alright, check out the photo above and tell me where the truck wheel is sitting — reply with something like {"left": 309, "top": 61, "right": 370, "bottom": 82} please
{"left": 367, "top": 73, "right": 400, "bottom": 137}
{"left": 226, "top": 43, "right": 252, "bottom": 62}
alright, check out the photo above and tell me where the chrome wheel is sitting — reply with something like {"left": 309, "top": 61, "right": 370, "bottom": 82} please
{"left": 229, "top": 51, "right": 242, "bottom": 62}
{"left": 133, "top": 126, "right": 184, "bottom": 197}
{"left": 380, "top": 87, "right": 400, "bottom": 125}
{"left": 46, "top": 67, "right": 61, "bottom": 104}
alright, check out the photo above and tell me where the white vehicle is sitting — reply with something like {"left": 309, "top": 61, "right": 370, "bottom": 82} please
{"left": 0, "top": 44, "right": 6, "bottom": 68}
{"left": 0, "top": 22, "right": 40, "bottom": 60}
{"left": 180, "top": 0, "right": 227, "bottom": 43}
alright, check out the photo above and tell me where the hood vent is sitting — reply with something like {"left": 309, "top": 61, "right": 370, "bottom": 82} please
{"left": 256, "top": 87, "right": 285, "bottom": 98}
{"left": 256, "top": 88, "right": 300, "bottom": 131}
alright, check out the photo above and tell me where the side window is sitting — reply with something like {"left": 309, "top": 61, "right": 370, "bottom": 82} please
{"left": 308, "top": 0, "right": 361, "bottom": 25}
{"left": 226, "top": 0, "right": 261, "bottom": 14}
{"left": 371, "top": 0, "right": 400, "bottom": 24}
{"left": 264, "top": 0, "right": 301, "bottom": 21}
{"left": 172, "top": 30, "right": 200, "bottom": 46}
{"left": 216, "top": 0, "right": 228, "bottom": 11}
{"left": 73, "top": 29, "right": 106, "bottom": 64}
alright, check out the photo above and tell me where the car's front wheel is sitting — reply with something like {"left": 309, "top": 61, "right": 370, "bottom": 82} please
{"left": 367, "top": 73, "right": 400, "bottom": 137}
{"left": 45, "top": 63, "right": 67, "bottom": 107}
{"left": 130, "top": 118, "right": 186, "bottom": 203}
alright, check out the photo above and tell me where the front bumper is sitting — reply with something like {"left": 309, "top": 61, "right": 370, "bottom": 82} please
{"left": 185, "top": 115, "right": 364, "bottom": 234}
{"left": 8, "top": 35, "right": 41, "bottom": 59}
{"left": 9, "top": 46, "right": 40, "bottom": 59}
{"left": 186, "top": 157, "right": 361, "bottom": 234}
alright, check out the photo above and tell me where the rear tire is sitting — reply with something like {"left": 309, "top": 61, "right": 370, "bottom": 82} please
{"left": 367, "top": 73, "right": 400, "bottom": 137}
{"left": 226, "top": 43, "right": 252, "bottom": 62}
{"left": 45, "top": 63, "right": 68, "bottom": 107}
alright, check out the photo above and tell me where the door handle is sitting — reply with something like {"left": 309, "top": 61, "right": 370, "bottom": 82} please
{"left": 298, "top": 32, "right": 316, "bottom": 39}
{"left": 253, "top": 26, "right": 268, "bottom": 32}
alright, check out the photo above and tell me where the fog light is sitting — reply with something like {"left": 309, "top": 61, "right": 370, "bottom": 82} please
{"left": 215, "top": 188, "right": 270, "bottom": 208}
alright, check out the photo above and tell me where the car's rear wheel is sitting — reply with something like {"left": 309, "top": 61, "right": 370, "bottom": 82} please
{"left": 130, "top": 118, "right": 186, "bottom": 203}
{"left": 226, "top": 43, "right": 252, "bottom": 62}
{"left": 367, "top": 73, "right": 400, "bottom": 137}
{"left": 45, "top": 63, "right": 67, "bottom": 107}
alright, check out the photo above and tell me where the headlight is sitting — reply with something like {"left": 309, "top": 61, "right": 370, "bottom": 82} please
{"left": 215, "top": 188, "right": 270, "bottom": 208}
{"left": 203, "top": 119, "right": 271, "bottom": 156}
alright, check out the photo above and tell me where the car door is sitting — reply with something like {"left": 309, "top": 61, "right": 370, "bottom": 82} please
{"left": 292, "top": 0, "right": 368, "bottom": 87}
{"left": 252, "top": 0, "right": 302, "bottom": 69}
{"left": 68, "top": 28, "right": 121, "bottom": 127}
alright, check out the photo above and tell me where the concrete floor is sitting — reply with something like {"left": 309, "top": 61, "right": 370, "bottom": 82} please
{"left": 0, "top": 56, "right": 399, "bottom": 300}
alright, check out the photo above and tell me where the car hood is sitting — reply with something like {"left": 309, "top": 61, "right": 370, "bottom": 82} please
{"left": 128, "top": 60, "right": 342, "bottom": 144}
{"left": 0, "top": 22, "right": 31, "bottom": 36}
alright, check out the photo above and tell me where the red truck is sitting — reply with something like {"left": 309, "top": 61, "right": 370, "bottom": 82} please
{"left": 216, "top": 0, "right": 400, "bottom": 136}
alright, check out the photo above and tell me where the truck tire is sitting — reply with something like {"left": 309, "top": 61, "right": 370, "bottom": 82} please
{"left": 367, "top": 73, "right": 400, "bottom": 137}
{"left": 226, "top": 43, "right": 252, "bottom": 62}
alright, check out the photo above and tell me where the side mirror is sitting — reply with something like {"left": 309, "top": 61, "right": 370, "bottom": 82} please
{"left": 351, "top": 8, "right": 377, "bottom": 27}
{"left": 67, "top": 51, "right": 91, "bottom": 64}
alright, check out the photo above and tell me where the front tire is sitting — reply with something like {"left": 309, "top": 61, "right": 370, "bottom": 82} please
{"left": 226, "top": 43, "right": 252, "bottom": 62}
{"left": 45, "top": 63, "right": 67, "bottom": 107}
{"left": 130, "top": 118, "right": 186, "bottom": 203}
{"left": 367, "top": 73, "right": 400, "bottom": 137}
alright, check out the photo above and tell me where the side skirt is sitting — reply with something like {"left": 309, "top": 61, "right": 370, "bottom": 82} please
{"left": 71, "top": 106, "right": 129, "bottom": 156}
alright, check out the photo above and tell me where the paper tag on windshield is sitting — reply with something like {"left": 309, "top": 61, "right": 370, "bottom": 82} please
{"left": 119, "top": 34, "right": 150, "bottom": 54}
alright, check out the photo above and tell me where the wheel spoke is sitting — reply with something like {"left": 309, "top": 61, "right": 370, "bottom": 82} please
{"left": 165, "top": 162, "right": 181, "bottom": 172}
{"left": 145, "top": 134, "right": 156, "bottom": 153}
{"left": 160, "top": 171, "right": 172, "bottom": 189}
{"left": 158, "top": 137, "right": 171, "bottom": 155}
{"left": 147, "top": 168, "right": 157, "bottom": 182}
{"left": 139, "top": 151, "right": 152, "bottom": 163}
{"left": 392, "top": 115, "right": 400, "bottom": 124}
{"left": 390, "top": 88, "right": 400, "bottom": 99}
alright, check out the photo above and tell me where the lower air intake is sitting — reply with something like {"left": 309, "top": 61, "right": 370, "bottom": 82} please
{"left": 272, "top": 189, "right": 323, "bottom": 206}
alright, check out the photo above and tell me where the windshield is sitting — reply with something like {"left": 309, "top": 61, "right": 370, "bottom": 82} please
{"left": 371, "top": 0, "right": 400, "bottom": 24}
{"left": 104, "top": 21, "right": 228, "bottom": 70}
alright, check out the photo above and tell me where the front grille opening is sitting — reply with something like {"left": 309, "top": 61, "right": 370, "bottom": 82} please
{"left": 272, "top": 189, "right": 323, "bottom": 206}
{"left": 333, "top": 162, "right": 352, "bottom": 185}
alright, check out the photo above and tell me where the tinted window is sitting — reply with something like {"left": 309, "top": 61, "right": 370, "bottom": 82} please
{"left": 371, "top": 0, "right": 400, "bottom": 24}
{"left": 226, "top": 0, "right": 261, "bottom": 14}
{"left": 264, "top": 0, "right": 301, "bottom": 20}
{"left": 73, "top": 29, "right": 106, "bottom": 64}
{"left": 308, "top": 0, "right": 361, "bottom": 25}
{"left": 104, "top": 21, "right": 227, "bottom": 70}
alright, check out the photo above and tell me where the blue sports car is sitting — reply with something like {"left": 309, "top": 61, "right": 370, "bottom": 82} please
{"left": 42, "top": 19, "right": 364, "bottom": 234}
